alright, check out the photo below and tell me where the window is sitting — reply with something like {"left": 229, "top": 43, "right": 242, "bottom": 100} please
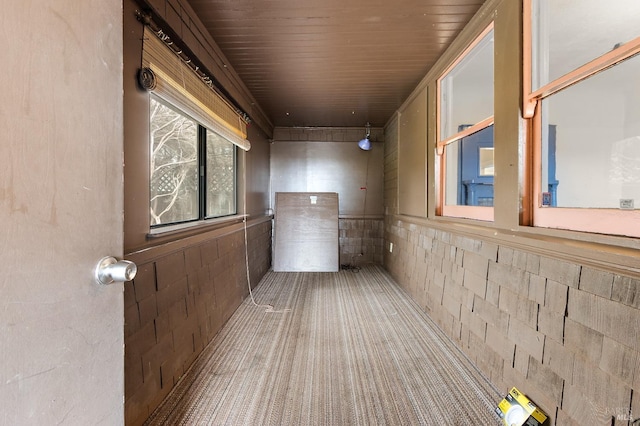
{"left": 525, "top": 0, "right": 640, "bottom": 237}
{"left": 150, "top": 98, "right": 199, "bottom": 225}
{"left": 205, "top": 128, "right": 236, "bottom": 218}
{"left": 142, "top": 26, "right": 249, "bottom": 230}
{"left": 437, "top": 24, "right": 494, "bottom": 221}
{"left": 150, "top": 97, "right": 237, "bottom": 227}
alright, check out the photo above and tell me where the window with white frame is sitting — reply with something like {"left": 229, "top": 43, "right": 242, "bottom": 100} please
{"left": 437, "top": 24, "right": 494, "bottom": 221}
{"left": 524, "top": 0, "right": 640, "bottom": 237}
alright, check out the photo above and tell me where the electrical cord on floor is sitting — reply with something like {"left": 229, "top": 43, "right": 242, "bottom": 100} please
{"left": 243, "top": 216, "right": 290, "bottom": 313}
{"left": 341, "top": 252, "right": 365, "bottom": 272}
{"left": 242, "top": 154, "right": 290, "bottom": 314}
{"left": 340, "top": 264, "right": 361, "bottom": 272}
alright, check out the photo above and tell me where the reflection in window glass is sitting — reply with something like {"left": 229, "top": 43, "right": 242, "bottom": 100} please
{"left": 150, "top": 97, "right": 198, "bottom": 225}
{"left": 445, "top": 125, "right": 495, "bottom": 207}
{"left": 531, "top": 0, "right": 640, "bottom": 90}
{"left": 440, "top": 28, "right": 494, "bottom": 140}
{"left": 479, "top": 147, "right": 495, "bottom": 176}
{"left": 206, "top": 129, "right": 236, "bottom": 217}
{"left": 541, "top": 54, "right": 640, "bottom": 209}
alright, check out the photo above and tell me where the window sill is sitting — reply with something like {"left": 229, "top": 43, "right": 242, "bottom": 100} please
{"left": 440, "top": 205, "right": 494, "bottom": 222}
{"left": 148, "top": 215, "right": 247, "bottom": 238}
{"left": 533, "top": 206, "right": 640, "bottom": 239}
{"left": 126, "top": 214, "right": 273, "bottom": 263}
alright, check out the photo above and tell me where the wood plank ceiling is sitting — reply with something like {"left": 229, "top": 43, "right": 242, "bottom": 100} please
{"left": 187, "top": 0, "right": 486, "bottom": 128}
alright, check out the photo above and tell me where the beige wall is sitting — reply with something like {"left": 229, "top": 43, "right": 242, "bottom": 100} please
{"left": 385, "top": 0, "right": 640, "bottom": 425}
{"left": 271, "top": 127, "right": 385, "bottom": 265}
{"left": 271, "top": 127, "right": 384, "bottom": 217}
{"left": 398, "top": 90, "right": 428, "bottom": 217}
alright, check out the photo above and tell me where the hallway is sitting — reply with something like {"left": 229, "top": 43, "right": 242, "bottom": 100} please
{"left": 145, "top": 266, "right": 501, "bottom": 425}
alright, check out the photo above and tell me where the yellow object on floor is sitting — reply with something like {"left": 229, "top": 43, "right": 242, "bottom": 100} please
{"left": 496, "top": 387, "right": 547, "bottom": 426}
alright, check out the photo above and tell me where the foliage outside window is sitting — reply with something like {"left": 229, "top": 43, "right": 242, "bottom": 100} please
{"left": 525, "top": 0, "right": 640, "bottom": 237}
{"left": 205, "top": 129, "right": 236, "bottom": 218}
{"left": 150, "top": 96, "right": 236, "bottom": 227}
{"left": 437, "top": 24, "right": 494, "bottom": 221}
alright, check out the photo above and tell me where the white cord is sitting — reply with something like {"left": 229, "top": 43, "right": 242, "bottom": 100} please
{"left": 242, "top": 150, "right": 291, "bottom": 314}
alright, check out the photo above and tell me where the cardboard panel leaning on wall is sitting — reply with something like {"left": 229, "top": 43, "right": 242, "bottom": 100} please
{"left": 273, "top": 192, "right": 339, "bottom": 272}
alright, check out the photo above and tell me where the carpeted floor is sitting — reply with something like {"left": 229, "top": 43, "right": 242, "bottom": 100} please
{"left": 145, "top": 265, "right": 502, "bottom": 425}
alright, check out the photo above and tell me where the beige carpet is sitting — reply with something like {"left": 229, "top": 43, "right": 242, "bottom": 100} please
{"left": 145, "top": 265, "right": 502, "bottom": 425}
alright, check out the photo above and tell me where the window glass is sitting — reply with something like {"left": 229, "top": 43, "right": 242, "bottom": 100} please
{"left": 149, "top": 97, "right": 198, "bottom": 225}
{"left": 206, "top": 129, "right": 236, "bottom": 217}
{"left": 479, "top": 147, "right": 494, "bottom": 177}
{"left": 531, "top": 0, "right": 640, "bottom": 90}
{"left": 438, "top": 24, "right": 494, "bottom": 220}
{"left": 540, "top": 53, "right": 640, "bottom": 209}
{"left": 445, "top": 125, "right": 495, "bottom": 207}
{"left": 440, "top": 28, "right": 494, "bottom": 140}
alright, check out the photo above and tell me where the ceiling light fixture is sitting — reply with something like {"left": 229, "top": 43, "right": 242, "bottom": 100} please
{"left": 358, "top": 122, "right": 372, "bottom": 151}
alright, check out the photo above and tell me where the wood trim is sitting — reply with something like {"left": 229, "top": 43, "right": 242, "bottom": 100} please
{"left": 441, "top": 205, "right": 494, "bottom": 222}
{"left": 519, "top": 118, "right": 533, "bottom": 226}
{"left": 127, "top": 215, "right": 272, "bottom": 263}
{"left": 530, "top": 85, "right": 640, "bottom": 239}
{"left": 524, "top": 16, "right": 640, "bottom": 239}
{"left": 523, "top": 0, "right": 640, "bottom": 117}
{"left": 339, "top": 215, "right": 385, "bottom": 220}
{"left": 435, "top": 141, "right": 444, "bottom": 217}
{"left": 395, "top": 111, "right": 401, "bottom": 216}
{"left": 434, "top": 21, "right": 495, "bottom": 221}
{"left": 531, "top": 110, "right": 542, "bottom": 210}
{"left": 530, "top": 36, "right": 640, "bottom": 101}
{"left": 436, "top": 116, "right": 494, "bottom": 153}
{"left": 436, "top": 73, "right": 441, "bottom": 155}
{"left": 533, "top": 207, "right": 640, "bottom": 239}
{"left": 436, "top": 118, "right": 495, "bottom": 221}
{"left": 521, "top": 0, "right": 536, "bottom": 118}
{"left": 436, "top": 23, "right": 494, "bottom": 153}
